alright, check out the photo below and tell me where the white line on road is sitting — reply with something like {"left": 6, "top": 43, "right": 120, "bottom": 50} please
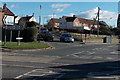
{"left": 54, "top": 73, "right": 65, "bottom": 80}
{"left": 15, "top": 69, "right": 41, "bottom": 79}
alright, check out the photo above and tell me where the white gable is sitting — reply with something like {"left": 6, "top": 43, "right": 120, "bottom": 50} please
{"left": 15, "top": 16, "right": 21, "bottom": 24}
{"left": 29, "top": 17, "right": 37, "bottom": 22}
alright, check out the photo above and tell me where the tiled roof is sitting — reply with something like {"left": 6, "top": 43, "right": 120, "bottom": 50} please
{"left": 66, "top": 17, "right": 77, "bottom": 22}
{"left": 51, "top": 18, "right": 60, "bottom": 23}
{"left": 99, "top": 21, "right": 108, "bottom": 26}
{"left": 62, "top": 16, "right": 69, "bottom": 18}
{"left": 3, "top": 4, "right": 14, "bottom": 16}
{"left": 20, "top": 16, "right": 33, "bottom": 21}
{"left": 78, "top": 18, "right": 97, "bottom": 25}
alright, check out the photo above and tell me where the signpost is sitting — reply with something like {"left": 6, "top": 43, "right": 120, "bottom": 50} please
{"left": 3, "top": 15, "right": 14, "bottom": 45}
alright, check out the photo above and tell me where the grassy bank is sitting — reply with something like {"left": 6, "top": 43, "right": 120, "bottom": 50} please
{"left": 71, "top": 33, "right": 119, "bottom": 44}
{"left": 2, "top": 42, "right": 50, "bottom": 49}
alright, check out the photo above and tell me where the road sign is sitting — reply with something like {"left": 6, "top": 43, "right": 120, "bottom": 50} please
{"left": 3, "top": 15, "right": 14, "bottom": 25}
{"left": 5, "top": 25, "right": 24, "bottom": 30}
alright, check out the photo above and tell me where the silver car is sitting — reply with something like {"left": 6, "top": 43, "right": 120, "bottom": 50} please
{"left": 60, "top": 33, "right": 74, "bottom": 42}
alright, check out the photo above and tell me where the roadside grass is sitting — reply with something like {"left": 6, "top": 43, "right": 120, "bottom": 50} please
{"left": 1, "top": 42, "right": 50, "bottom": 49}
{"left": 71, "top": 33, "right": 119, "bottom": 44}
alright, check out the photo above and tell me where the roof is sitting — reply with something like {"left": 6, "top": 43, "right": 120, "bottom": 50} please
{"left": 99, "top": 21, "right": 108, "bottom": 26}
{"left": 20, "top": 16, "right": 33, "bottom": 21}
{"left": 2, "top": 4, "right": 14, "bottom": 16}
{"left": 51, "top": 18, "right": 60, "bottom": 23}
{"left": 15, "top": 16, "right": 21, "bottom": 19}
{"left": 78, "top": 18, "right": 98, "bottom": 25}
{"left": 62, "top": 16, "right": 69, "bottom": 18}
{"left": 66, "top": 17, "right": 77, "bottom": 22}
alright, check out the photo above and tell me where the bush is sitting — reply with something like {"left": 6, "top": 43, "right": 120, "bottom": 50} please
{"left": 21, "top": 27, "right": 38, "bottom": 42}
{"left": 99, "top": 26, "right": 111, "bottom": 35}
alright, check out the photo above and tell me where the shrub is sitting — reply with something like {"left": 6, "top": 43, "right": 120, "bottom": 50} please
{"left": 21, "top": 27, "right": 38, "bottom": 42}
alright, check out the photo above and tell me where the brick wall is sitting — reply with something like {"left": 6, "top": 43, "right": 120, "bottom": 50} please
{"left": 0, "top": 12, "right": 4, "bottom": 26}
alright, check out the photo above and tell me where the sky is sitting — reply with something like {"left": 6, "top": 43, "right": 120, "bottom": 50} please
{"left": 0, "top": 1, "right": 119, "bottom": 27}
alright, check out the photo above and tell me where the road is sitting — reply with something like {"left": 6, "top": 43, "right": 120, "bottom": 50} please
{"left": 1, "top": 40, "right": 120, "bottom": 80}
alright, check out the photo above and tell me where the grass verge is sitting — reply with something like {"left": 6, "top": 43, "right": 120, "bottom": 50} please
{"left": 1, "top": 42, "right": 50, "bottom": 49}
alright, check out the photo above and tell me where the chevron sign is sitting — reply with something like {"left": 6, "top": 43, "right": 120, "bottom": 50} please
{"left": 3, "top": 15, "right": 14, "bottom": 25}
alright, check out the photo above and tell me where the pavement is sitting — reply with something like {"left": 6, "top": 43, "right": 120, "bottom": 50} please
{"left": 1, "top": 39, "right": 120, "bottom": 80}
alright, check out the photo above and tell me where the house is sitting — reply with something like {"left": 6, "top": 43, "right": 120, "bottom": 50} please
{"left": 59, "top": 15, "right": 107, "bottom": 30}
{"left": 0, "top": 7, "right": 4, "bottom": 26}
{"left": 18, "top": 14, "right": 37, "bottom": 27}
{"left": 78, "top": 18, "right": 98, "bottom": 30}
{"left": 60, "top": 15, "right": 94, "bottom": 30}
{"left": 60, "top": 15, "right": 82, "bottom": 30}
{"left": 2, "top": 3, "right": 14, "bottom": 16}
{"left": 0, "top": 4, "right": 15, "bottom": 26}
{"left": 47, "top": 18, "right": 61, "bottom": 29}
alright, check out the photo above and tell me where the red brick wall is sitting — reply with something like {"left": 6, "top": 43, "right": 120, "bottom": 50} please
{"left": 0, "top": 12, "right": 4, "bottom": 26}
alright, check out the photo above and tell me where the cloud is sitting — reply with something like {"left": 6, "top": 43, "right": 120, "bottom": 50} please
{"left": 51, "top": 4, "right": 71, "bottom": 8}
{"left": 10, "top": 4, "right": 15, "bottom": 8}
{"left": 76, "top": 7, "right": 118, "bottom": 20}
{"left": 69, "top": 13, "right": 76, "bottom": 17}
{"left": 45, "top": 14, "right": 57, "bottom": 18}
{"left": 53, "top": 8, "right": 64, "bottom": 12}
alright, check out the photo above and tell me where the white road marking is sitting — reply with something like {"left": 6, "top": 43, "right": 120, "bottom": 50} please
{"left": 92, "top": 56, "right": 103, "bottom": 59}
{"left": 54, "top": 73, "right": 65, "bottom": 80}
{"left": 89, "top": 76, "right": 119, "bottom": 79}
{"left": 110, "top": 51, "right": 120, "bottom": 54}
{"left": 106, "top": 57, "right": 114, "bottom": 60}
{"left": 66, "top": 51, "right": 84, "bottom": 57}
{"left": 15, "top": 69, "right": 41, "bottom": 79}
{"left": 87, "top": 71, "right": 120, "bottom": 79}
{"left": 69, "top": 51, "right": 85, "bottom": 58}
{"left": 72, "top": 54, "right": 79, "bottom": 58}
{"left": 86, "top": 51, "right": 95, "bottom": 55}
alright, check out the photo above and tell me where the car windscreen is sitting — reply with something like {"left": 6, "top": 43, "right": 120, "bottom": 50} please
{"left": 64, "top": 34, "right": 72, "bottom": 37}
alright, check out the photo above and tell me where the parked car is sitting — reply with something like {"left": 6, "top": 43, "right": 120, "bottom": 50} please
{"left": 60, "top": 33, "right": 74, "bottom": 42}
{"left": 39, "top": 27, "right": 48, "bottom": 33}
{"left": 39, "top": 31, "right": 54, "bottom": 41}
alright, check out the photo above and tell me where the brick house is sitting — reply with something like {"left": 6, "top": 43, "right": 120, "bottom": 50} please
{"left": 47, "top": 18, "right": 61, "bottom": 29}
{"left": 0, "top": 7, "right": 4, "bottom": 26}
{"left": 18, "top": 14, "right": 37, "bottom": 27}
{"left": 59, "top": 15, "right": 107, "bottom": 30}
{"left": 59, "top": 15, "right": 81, "bottom": 29}
{"left": 0, "top": 4, "right": 15, "bottom": 26}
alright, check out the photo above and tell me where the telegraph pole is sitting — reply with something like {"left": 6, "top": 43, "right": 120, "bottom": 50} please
{"left": 39, "top": 5, "right": 42, "bottom": 28}
{"left": 53, "top": 13, "right": 55, "bottom": 18}
{"left": 97, "top": 7, "right": 100, "bottom": 37}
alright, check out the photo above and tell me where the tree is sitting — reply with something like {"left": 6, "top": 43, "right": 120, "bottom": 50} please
{"left": 99, "top": 26, "right": 111, "bottom": 35}
{"left": 26, "top": 21, "right": 39, "bottom": 28}
{"left": 112, "top": 27, "right": 120, "bottom": 35}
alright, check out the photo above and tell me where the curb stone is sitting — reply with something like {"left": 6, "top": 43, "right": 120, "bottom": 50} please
{"left": 1, "top": 46, "right": 55, "bottom": 52}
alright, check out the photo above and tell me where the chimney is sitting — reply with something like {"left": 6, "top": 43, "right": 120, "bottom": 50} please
{"left": 3, "top": 3, "right": 7, "bottom": 11}
{"left": 32, "top": 13, "right": 34, "bottom": 17}
{"left": 3, "top": 3, "right": 6, "bottom": 8}
{"left": 73, "top": 15, "right": 76, "bottom": 17}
